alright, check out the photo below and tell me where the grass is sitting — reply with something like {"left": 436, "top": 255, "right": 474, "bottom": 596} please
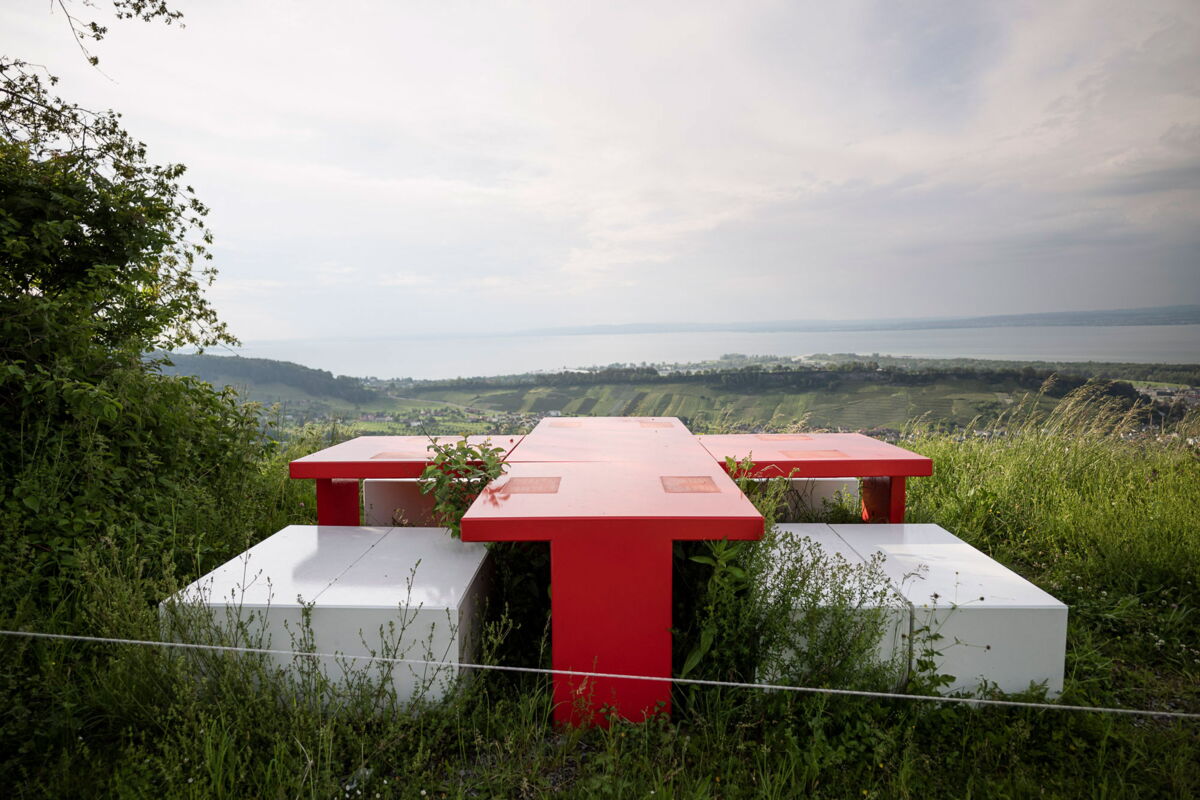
{"left": 1, "top": 395, "right": 1197, "bottom": 797}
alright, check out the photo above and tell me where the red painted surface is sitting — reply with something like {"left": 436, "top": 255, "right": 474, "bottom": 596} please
{"left": 291, "top": 435, "right": 523, "bottom": 480}
{"left": 697, "top": 433, "right": 932, "bottom": 479}
{"left": 462, "top": 460, "right": 762, "bottom": 535}
{"left": 505, "top": 417, "right": 693, "bottom": 463}
{"left": 461, "top": 442, "right": 762, "bottom": 726}
{"left": 550, "top": 529, "right": 673, "bottom": 725}
{"left": 698, "top": 433, "right": 931, "bottom": 523}
{"left": 292, "top": 435, "right": 523, "bottom": 524}
{"left": 315, "top": 478, "right": 360, "bottom": 526}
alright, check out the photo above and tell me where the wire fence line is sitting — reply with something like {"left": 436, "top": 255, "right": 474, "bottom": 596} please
{"left": 2, "top": 628, "right": 1197, "bottom": 721}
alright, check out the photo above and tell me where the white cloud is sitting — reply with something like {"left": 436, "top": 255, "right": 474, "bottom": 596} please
{"left": 378, "top": 273, "right": 435, "bottom": 288}
{"left": 5, "top": 0, "right": 1197, "bottom": 338}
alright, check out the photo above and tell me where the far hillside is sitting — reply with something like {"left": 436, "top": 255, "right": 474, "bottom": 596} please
{"left": 402, "top": 371, "right": 1154, "bottom": 431}
{"left": 155, "top": 353, "right": 380, "bottom": 420}
{"left": 159, "top": 352, "right": 1195, "bottom": 433}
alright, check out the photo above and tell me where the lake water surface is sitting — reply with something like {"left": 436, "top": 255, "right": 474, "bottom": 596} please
{"left": 229, "top": 324, "right": 1200, "bottom": 380}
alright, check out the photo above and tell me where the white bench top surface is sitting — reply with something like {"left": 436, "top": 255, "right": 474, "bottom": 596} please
{"left": 174, "top": 525, "right": 489, "bottom": 611}
{"left": 829, "top": 523, "right": 1064, "bottom": 610}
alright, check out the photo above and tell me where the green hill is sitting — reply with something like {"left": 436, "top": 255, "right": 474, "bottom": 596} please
{"left": 156, "top": 352, "right": 379, "bottom": 408}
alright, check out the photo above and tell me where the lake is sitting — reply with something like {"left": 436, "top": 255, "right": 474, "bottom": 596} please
{"left": 226, "top": 324, "right": 1200, "bottom": 380}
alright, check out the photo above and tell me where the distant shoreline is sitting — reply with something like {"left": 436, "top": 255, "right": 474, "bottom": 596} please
{"left": 511, "top": 305, "right": 1200, "bottom": 338}
{"left": 188, "top": 322, "right": 1200, "bottom": 381}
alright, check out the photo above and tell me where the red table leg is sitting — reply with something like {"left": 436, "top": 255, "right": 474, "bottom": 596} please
{"left": 316, "top": 478, "right": 360, "bottom": 525}
{"left": 888, "top": 476, "right": 907, "bottom": 524}
{"left": 861, "top": 477, "right": 886, "bottom": 522}
{"left": 861, "top": 476, "right": 907, "bottom": 523}
{"left": 550, "top": 528, "right": 673, "bottom": 726}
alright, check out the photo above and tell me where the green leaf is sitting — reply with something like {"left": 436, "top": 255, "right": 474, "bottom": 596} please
{"left": 680, "top": 626, "right": 715, "bottom": 678}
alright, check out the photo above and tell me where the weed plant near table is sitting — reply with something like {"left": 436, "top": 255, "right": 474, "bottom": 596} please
{"left": 674, "top": 458, "right": 905, "bottom": 700}
{"left": 418, "top": 437, "right": 507, "bottom": 539}
{"left": 1, "top": 391, "right": 1197, "bottom": 797}
{"left": 416, "top": 437, "right": 553, "bottom": 670}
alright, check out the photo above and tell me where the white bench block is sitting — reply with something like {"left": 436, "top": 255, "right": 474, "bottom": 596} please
{"left": 161, "top": 525, "right": 490, "bottom": 706}
{"left": 830, "top": 524, "right": 1068, "bottom": 696}
{"left": 771, "top": 523, "right": 1067, "bottom": 696}
{"left": 363, "top": 479, "right": 438, "bottom": 526}
{"left": 771, "top": 524, "right": 910, "bottom": 671}
{"left": 787, "top": 478, "right": 859, "bottom": 513}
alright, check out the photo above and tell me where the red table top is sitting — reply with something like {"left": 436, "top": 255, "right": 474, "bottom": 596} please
{"left": 289, "top": 434, "right": 524, "bottom": 479}
{"left": 697, "top": 433, "right": 932, "bottom": 479}
{"left": 461, "top": 458, "right": 763, "bottom": 542}
{"left": 532, "top": 416, "right": 691, "bottom": 432}
{"left": 506, "top": 417, "right": 695, "bottom": 463}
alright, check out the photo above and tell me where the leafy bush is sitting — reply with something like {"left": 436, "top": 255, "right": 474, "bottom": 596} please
{"left": 417, "top": 437, "right": 507, "bottom": 538}
{"left": 675, "top": 460, "right": 902, "bottom": 698}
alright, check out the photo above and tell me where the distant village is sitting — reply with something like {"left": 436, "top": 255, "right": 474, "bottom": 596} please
{"left": 1136, "top": 384, "right": 1200, "bottom": 408}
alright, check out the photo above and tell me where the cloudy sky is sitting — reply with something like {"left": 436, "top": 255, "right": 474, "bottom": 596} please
{"left": 7, "top": 1, "right": 1200, "bottom": 342}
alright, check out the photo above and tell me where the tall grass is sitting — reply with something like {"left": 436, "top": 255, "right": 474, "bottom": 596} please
{"left": 907, "top": 386, "right": 1199, "bottom": 592}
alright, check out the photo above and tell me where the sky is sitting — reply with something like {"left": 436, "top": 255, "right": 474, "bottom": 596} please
{"left": 6, "top": 0, "right": 1200, "bottom": 342}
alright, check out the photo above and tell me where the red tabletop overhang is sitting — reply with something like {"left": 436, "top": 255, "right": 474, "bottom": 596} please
{"left": 289, "top": 434, "right": 524, "bottom": 480}
{"left": 460, "top": 459, "right": 764, "bottom": 542}
{"left": 698, "top": 433, "right": 933, "bottom": 479}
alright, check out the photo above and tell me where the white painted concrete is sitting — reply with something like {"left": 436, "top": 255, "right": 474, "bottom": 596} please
{"left": 363, "top": 479, "right": 439, "bottom": 526}
{"left": 787, "top": 478, "right": 859, "bottom": 513}
{"left": 831, "top": 523, "right": 1068, "bottom": 696}
{"left": 774, "top": 523, "right": 1068, "bottom": 696}
{"left": 162, "top": 525, "right": 490, "bottom": 706}
{"left": 766, "top": 524, "right": 910, "bottom": 680}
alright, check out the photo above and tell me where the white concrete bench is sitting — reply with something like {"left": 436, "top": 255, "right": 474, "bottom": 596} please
{"left": 363, "top": 479, "right": 439, "bottom": 526}
{"left": 161, "top": 525, "right": 490, "bottom": 706}
{"left": 773, "top": 523, "right": 1067, "bottom": 696}
{"left": 786, "top": 478, "right": 859, "bottom": 515}
{"left": 768, "top": 523, "right": 910, "bottom": 669}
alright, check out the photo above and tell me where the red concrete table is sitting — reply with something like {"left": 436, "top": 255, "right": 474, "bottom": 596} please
{"left": 696, "top": 433, "right": 933, "bottom": 523}
{"left": 460, "top": 451, "right": 762, "bottom": 726}
{"left": 504, "top": 416, "right": 694, "bottom": 463}
{"left": 289, "top": 435, "right": 523, "bottom": 525}
{"left": 290, "top": 420, "right": 931, "bottom": 724}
